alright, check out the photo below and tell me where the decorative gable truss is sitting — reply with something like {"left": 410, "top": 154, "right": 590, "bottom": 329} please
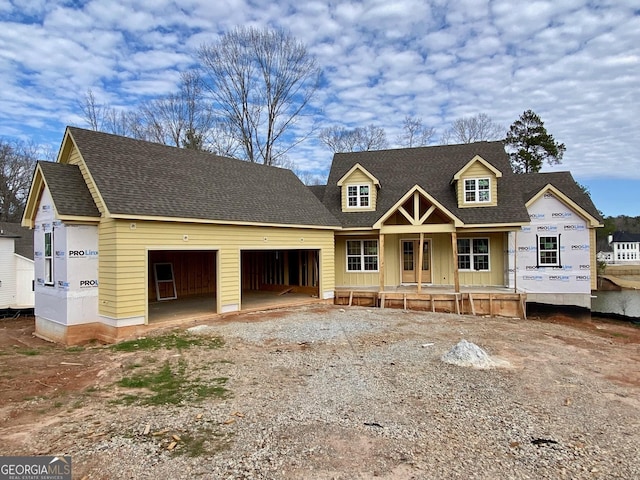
{"left": 452, "top": 155, "right": 502, "bottom": 208}
{"left": 337, "top": 163, "right": 380, "bottom": 212}
{"left": 373, "top": 185, "right": 462, "bottom": 233}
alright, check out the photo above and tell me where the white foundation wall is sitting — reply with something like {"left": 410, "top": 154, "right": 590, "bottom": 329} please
{"left": 34, "top": 187, "right": 99, "bottom": 326}
{"left": 516, "top": 191, "right": 592, "bottom": 307}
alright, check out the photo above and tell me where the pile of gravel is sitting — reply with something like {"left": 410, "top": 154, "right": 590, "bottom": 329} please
{"left": 441, "top": 339, "right": 507, "bottom": 369}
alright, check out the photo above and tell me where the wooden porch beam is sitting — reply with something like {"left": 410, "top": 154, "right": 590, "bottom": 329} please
{"left": 379, "top": 233, "right": 385, "bottom": 292}
{"left": 451, "top": 231, "right": 460, "bottom": 293}
{"left": 417, "top": 233, "right": 424, "bottom": 293}
{"left": 397, "top": 206, "right": 414, "bottom": 224}
{"left": 419, "top": 205, "right": 436, "bottom": 225}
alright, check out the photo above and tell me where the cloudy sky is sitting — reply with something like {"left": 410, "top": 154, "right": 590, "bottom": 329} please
{"left": 1, "top": 0, "right": 638, "bottom": 216}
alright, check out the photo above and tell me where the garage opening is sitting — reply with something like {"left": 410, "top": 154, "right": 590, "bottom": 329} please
{"left": 148, "top": 250, "right": 217, "bottom": 322}
{"left": 241, "top": 249, "right": 320, "bottom": 310}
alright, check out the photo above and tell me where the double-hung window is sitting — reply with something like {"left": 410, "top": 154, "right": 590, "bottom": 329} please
{"left": 538, "top": 235, "right": 560, "bottom": 266}
{"left": 347, "top": 185, "right": 370, "bottom": 208}
{"left": 346, "top": 239, "right": 378, "bottom": 272}
{"left": 44, "top": 231, "right": 53, "bottom": 286}
{"left": 464, "top": 178, "right": 490, "bottom": 203}
{"left": 457, "top": 238, "right": 489, "bottom": 271}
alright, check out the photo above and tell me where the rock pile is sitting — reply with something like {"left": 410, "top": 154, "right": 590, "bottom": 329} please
{"left": 441, "top": 339, "right": 505, "bottom": 369}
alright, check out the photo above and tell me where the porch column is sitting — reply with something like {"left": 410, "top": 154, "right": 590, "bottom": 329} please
{"left": 379, "top": 233, "right": 385, "bottom": 292}
{"left": 451, "top": 231, "right": 460, "bottom": 293}
{"left": 417, "top": 233, "right": 424, "bottom": 293}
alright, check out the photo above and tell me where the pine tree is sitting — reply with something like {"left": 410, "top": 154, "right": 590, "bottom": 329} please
{"left": 505, "top": 110, "right": 566, "bottom": 173}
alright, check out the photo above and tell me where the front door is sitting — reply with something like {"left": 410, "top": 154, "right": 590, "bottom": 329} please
{"left": 401, "top": 239, "right": 432, "bottom": 284}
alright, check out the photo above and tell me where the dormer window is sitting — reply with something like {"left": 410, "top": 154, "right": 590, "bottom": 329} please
{"left": 464, "top": 178, "right": 490, "bottom": 203}
{"left": 347, "top": 185, "right": 370, "bottom": 208}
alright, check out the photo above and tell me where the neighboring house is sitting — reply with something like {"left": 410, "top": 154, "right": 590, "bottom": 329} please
{"left": 21, "top": 127, "right": 339, "bottom": 344}
{"left": 0, "top": 222, "right": 34, "bottom": 311}
{"left": 607, "top": 231, "right": 640, "bottom": 264}
{"left": 22, "top": 127, "right": 602, "bottom": 344}
{"left": 316, "top": 143, "right": 602, "bottom": 309}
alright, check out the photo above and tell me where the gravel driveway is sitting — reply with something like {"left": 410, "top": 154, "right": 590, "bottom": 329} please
{"left": 1, "top": 305, "right": 638, "bottom": 479}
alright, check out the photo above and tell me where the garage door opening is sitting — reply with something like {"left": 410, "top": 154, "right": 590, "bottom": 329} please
{"left": 241, "top": 249, "right": 320, "bottom": 310}
{"left": 148, "top": 250, "right": 217, "bottom": 322}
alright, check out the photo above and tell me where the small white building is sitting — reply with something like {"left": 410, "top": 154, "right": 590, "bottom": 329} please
{"left": 608, "top": 231, "right": 640, "bottom": 264}
{"left": 0, "top": 222, "right": 34, "bottom": 311}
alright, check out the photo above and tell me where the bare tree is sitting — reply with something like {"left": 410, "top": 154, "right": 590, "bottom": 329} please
{"left": 79, "top": 90, "right": 104, "bottom": 131}
{"left": 135, "top": 72, "right": 216, "bottom": 149}
{"left": 205, "top": 121, "right": 242, "bottom": 157}
{"left": 319, "top": 124, "right": 388, "bottom": 153}
{"left": 0, "top": 139, "right": 39, "bottom": 222}
{"left": 396, "top": 116, "right": 435, "bottom": 147}
{"left": 197, "top": 27, "right": 321, "bottom": 165}
{"left": 441, "top": 113, "right": 504, "bottom": 144}
{"left": 79, "top": 89, "right": 140, "bottom": 138}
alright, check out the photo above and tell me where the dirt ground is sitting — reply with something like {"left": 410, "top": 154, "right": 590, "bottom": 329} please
{"left": 0, "top": 307, "right": 639, "bottom": 479}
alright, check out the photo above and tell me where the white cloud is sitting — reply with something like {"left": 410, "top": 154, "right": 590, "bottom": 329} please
{"left": 0, "top": 0, "right": 638, "bottom": 199}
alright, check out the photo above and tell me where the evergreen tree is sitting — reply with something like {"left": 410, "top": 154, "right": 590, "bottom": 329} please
{"left": 505, "top": 110, "right": 565, "bottom": 173}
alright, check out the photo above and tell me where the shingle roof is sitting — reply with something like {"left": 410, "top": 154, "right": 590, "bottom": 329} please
{"left": 66, "top": 127, "right": 339, "bottom": 228}
{"left": 514, "top": 172, "right": 602, "bottom": 222}
{"left": 612, "top": 231, "right": 640, "bottom": 242}
{"left": 38, "top": 161, "right": 101, "bottom": 218}
{"left": 322, "top": 142, "right": 531, "bottom": 228}
{"left": 0, "top": 222, "right": 34, "bottom": 259}
{"left": 308, "top": 185, "right": 326, "bottom": 201}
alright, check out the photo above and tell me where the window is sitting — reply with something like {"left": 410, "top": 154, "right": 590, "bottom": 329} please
{"left": 346, "top": 239, "right": 378, "bottom": 272}
{"left": 538, "top": 235, "right": 559, "bottom": 266}
{"left": 457, "top": 238, "right": 489, "bottom": 271}
{"left": 44, "top": 231, "right": 53, "bottom": 286}
{"left": 347, "top": 185, "right": 370, "bottom": 208}
{"left": 464, "top": 178, "right": 490, "bottom": 203}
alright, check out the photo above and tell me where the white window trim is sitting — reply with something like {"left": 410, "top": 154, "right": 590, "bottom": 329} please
{"left": 538, "top": 234, "right": 560, "bottom": 267}
{"left": 457, "top": 237, "right": 490, "bottom": 272}
{"left": 464, "top": 178, "right": 491, "bottom": 204}
{"left": 346, "top": 239, "right": 379, "bottom": 272}
{"left": 346, "top": 184, "right": 371, "bottom": 209}
{"left": 44, "top": 230, "right": 54, "bottom": 286}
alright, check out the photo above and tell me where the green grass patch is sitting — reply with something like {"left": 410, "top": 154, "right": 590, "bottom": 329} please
{"left": 609, "top": 331, "right": 629, "bottom": 338}
{"left": 110, "top": 333, "right": 224, "bottom": 353}
{"left": 16, "top": 348, "right": 40, "bottom": 356}
{"left": 175, "top": 428, "right": 232, "bottom": 457}
{"left": 115, "top": 360, "right": 229, "bottom": 406}
{"left": 65, "top": 346, "right": 84, "bottom": 352}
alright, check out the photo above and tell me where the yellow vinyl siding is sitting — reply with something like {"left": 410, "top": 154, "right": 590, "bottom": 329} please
{"left": 341, "top": 169, "right": 377, "bottom": 211}
{"left": 456, "top": 233, "right": 504, "bottom": 285}
{"left": 98, "top": 219, "right": 334, "bottom": 320}
{"left": 335, "top": 235, "right": 380, "bottom": 287}
{"left": 336, "top": 232, "right": 506, "bottom": 288}
{"left": 457, "top": 162, "right": 498, "bottom": 207}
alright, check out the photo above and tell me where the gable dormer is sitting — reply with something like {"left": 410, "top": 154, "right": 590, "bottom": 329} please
{"left": 452, "top": 155, "right": 502, "bottom": 208}
{"left": 337, "top": 163, "right": 380, "bottom": 212}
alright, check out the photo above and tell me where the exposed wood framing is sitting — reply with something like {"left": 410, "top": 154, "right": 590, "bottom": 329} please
{"left": 379, "top": 233, "right": 385, "bottom": 291}
{"left": 451, "top": 231, "right": 460, "bottom": 293}
{"left": 417, "top": 233, "right": 424, "bottom": 293}
{"left": 335, "top": 290, "right": 526, "bottom": 318}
